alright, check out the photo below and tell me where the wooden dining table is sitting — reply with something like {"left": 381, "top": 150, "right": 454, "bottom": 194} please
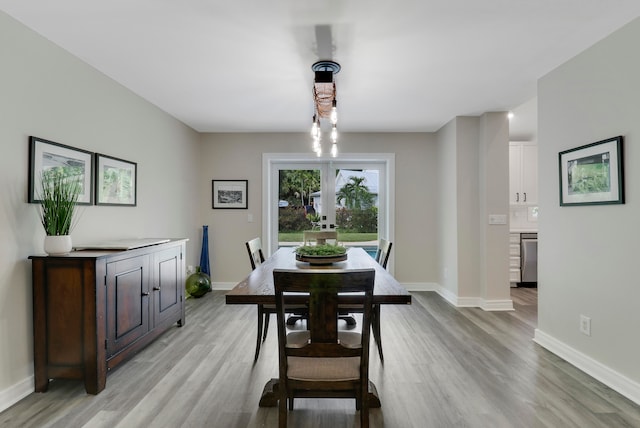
{"left": 225, "top": 246, "right": 412, "bottom": 407}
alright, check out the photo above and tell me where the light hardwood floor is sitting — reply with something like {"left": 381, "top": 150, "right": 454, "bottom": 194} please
{"left": 2, "top": 287, "right": 640, "bottom": 428}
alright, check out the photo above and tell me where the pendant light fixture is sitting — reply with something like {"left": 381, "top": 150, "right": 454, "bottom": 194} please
{"left": 310, "top": 60, "right": 340, "bottom": 157}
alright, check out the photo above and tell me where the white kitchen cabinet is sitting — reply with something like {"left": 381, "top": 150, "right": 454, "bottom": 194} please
{"left": 509, "top": 233, "right": 521, "bottom": 286}
{"left": 509, "top": 142, "right": 538, "bottom": 205}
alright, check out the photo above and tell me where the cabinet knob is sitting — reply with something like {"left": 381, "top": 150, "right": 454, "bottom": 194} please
{"left": 516, "top": 192, "right": 520, "bottom": 202}
{"left": 142, "top": 291, "right": 150, "bottom": 297}
{"left": 153, "top": 286, "right": 161, "bottom": 291}
{"left": 523, "top": 192, "right": 527, "bottom": 202}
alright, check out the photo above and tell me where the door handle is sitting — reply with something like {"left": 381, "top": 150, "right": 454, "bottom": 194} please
{"left": 516, "top": 192, "right": 520, "bottom": 202}
{"left": 142, "top": 291, "right": 150, "bottom": 297}
{"left": 523, "top": 192, "right": 527, "bottom": 202}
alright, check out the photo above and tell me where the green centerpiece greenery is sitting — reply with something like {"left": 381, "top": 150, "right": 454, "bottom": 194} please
{"left": 295, "top": 244, "right": 347, "bottom": 256}
{"left": 38, "top": 170, "right": 81, "bottom": 236}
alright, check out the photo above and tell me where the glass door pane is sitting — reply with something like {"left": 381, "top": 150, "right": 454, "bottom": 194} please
{"left": 277, "top": 166, "right": 322, "bottom": 248}
{"left": 332, "top": 164, "right": 382, "bottom": 258}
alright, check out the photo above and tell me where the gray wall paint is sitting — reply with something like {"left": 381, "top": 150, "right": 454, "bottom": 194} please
{"left": 538, "top": 17, "right": 640, "bottom": 384}
{"left": 0, "top": 11, "right": 202, "bottom": 406}
{"left": 199, "top": 132, "right": 440, "bottom": 285}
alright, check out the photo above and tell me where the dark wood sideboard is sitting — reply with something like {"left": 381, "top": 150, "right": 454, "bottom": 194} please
{"left": 29, "top": 239, "right": 187, "bottom": 394}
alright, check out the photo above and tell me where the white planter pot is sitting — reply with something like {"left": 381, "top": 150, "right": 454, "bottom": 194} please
{"left": 44, "top": 235, "right": 72, "bottom": 256}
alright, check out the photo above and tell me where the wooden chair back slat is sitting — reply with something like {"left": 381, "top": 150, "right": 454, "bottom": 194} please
{"left": 246, "top": 237, "right": 265, "bottom": 270}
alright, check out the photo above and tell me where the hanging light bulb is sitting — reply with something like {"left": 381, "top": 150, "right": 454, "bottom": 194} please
{"left": 331, "top": 142, "right": 338, "bottom": 157}
{"left": 310, "top": 114, "right": 319, "bottom": 138}
{"left": 330, "top": 99, "right": 338, "bottom": 125}
{"left": 330, "top": 124, "right": 338, "bottom": 143}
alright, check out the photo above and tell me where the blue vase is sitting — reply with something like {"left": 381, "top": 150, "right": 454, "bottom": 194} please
{"left": 199, "top": 225, "right": 211, "bottom": 278}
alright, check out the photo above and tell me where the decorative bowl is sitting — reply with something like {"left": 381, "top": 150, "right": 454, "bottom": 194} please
{"left": 295, "top": 253, "right": 348, "bottom": 265}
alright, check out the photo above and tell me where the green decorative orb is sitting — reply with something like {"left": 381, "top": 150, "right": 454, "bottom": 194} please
{"left": 185, "top": 268, "right": 211, "bottom": 298}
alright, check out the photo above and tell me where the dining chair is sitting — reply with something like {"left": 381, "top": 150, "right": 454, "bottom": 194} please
{"left": 246, "top": 238, "right": 271, "bottom": 362}
{"left": 246, "top": 238, "right": 308, "bottom": 363}
{"left": 374, "top": 238, "right": 392, "bottom": 269}
{"left": 273, "top": 268, "right": 376, "bottom": 428}
{"left": 339, "top": 238, "right": 392, "bottom": 363}
{"left": 371, "top": 238, "right": 392, "bottom": 363}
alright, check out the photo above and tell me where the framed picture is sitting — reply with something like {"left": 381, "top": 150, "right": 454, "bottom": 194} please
{"left": 559, "top": 136, "right": 624, "bottom": 206}
{"left": 212, "top": 180, "right": 248, "bottom": 209}
{"left": 95, "top": 154, "right": 137, "bottom": 206}
{"left": 28, "top": 136, "right": 94, "bottom": 204}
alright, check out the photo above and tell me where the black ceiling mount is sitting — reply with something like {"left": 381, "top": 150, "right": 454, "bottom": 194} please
{"left": 312, "top": 60, "right": 341, "bottom": 74}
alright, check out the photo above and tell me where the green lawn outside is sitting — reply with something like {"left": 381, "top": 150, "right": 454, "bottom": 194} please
{"left": 279, "top": 232, "right": 378, "bottom": 243}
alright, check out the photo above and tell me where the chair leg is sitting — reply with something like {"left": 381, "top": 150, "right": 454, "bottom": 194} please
{"left": 372, "top": 304, "right": 384, "bottom": 363}
{"left": 278, "top": 388, "right": 288, "bottom": 428}
{"left": 360, "top": 380, "right": 369, "bottom": 428}
{"left": 254, "top": 305, "right": 264, "bottom": 363}
{"left": 262, "top": 311, "right": 270, "bottom": 342}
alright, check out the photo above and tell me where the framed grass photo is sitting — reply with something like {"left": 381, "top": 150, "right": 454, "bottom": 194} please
{"left": 28, "top": 136, "right": 94, "bottom": 204}
{"left": 95, "top": 154, "right": 137, "bottom": 206}
{"left": 559, "top": 136, "right": 624, "bottom": 206}
{"left": 212, "top": 180, "right": 248, "bottom": 209}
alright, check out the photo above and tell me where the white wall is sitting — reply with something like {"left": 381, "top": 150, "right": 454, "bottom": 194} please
{"left": 199, "top": 132, "right": 440, "bottom": 286}
{"left": 478, "top": 113, "right": 511, "bottom": 303}
{"left": 536, "top": 17, "right": 640, "bottom": 402}
{"left": 0, "top": 11, "right": 202, "bottom": 410}
{"left": 436, "top": 115, "right": 511, "bottom": 308}
{"left": 436, "top": 120, "right": 459, "bottom": 295}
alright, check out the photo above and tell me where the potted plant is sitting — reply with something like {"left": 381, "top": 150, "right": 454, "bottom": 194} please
{"left": 37, "top": 169, "right": 82, "bottom": 255}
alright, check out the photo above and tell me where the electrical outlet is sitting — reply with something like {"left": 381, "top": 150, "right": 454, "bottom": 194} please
{"left": 580, "top": 315, "right": 591, "bottom": 336}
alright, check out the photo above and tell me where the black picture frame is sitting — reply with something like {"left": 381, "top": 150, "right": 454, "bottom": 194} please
{"left": 212, "top": 180, "right": 248, "bottom": 209}
{"left": 559, "top": 136, "right": 624, "bottom": 206}
{"left": 28, "top": 136, "right": 94, "bottom": 204}
{"left": 95, "top": 153, "right": 137, "bottom": 206}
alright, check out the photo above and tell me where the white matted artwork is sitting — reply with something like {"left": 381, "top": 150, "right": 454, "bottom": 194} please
{"left": 212, "top": 180, "right": 248, "bottom": 209}
{"left": 95, "top": 154, "right": 137, "bottom": 206}
{"left": 559, "top": 136, "right": 624, "bottom": 206}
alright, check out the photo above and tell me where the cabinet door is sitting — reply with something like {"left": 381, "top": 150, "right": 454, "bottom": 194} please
{"left": 509, "top": 142, "right": 538, "bottom": 205}
{"left": 152, "top": 245, "right": 184, "bottom": 327}
{"left": 509, "top": 143, "right": 522, "bottom": 204}
{"left": 106, "top": 255, "right": 150, "bottom": 357}
{"left": 521, "top": 143, "right": 538, "bottom": 205}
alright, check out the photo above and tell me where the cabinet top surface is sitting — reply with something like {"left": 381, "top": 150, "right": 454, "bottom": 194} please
{"left": 29, "top": 238, "right": 188, "bottom": 259}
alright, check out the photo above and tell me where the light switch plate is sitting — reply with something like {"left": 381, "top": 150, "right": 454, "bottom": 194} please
{"left": 489, "top": 214, "right": 507, "bottom": 225}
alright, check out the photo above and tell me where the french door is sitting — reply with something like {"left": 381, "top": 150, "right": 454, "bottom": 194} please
{"left": 263, "top": 153, "right": 394, "bottom": 262}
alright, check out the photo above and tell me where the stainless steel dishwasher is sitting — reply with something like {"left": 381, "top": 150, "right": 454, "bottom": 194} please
{"left": 521, "top": 233, "right": 537, "bottom": 283}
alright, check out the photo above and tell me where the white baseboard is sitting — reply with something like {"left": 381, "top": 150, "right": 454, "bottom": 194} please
{"left": 480, "top": 299, "right": 514, "bottom": 311}
{"left": 402, "top": 282, "right": 437, "bottom": 291}
{"left": 0, "top": 375, "right": 33, "bottom": 413}
{"left": 433, "top": 284, "right": 514, "bottom": 311}
{"left": 211, "top": 282, "right": 237, "bottom": 290}
{"left": 534, "top": 329, "right": 640, "bottom": 406}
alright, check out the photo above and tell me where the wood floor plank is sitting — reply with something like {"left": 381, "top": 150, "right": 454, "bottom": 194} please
{"left": 1, "top": 288, "right": 639, "bottom": 427}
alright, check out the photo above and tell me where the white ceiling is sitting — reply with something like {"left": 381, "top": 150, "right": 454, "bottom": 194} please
{"left": 2, "top": 1, "right": 639, "bottom": 134}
